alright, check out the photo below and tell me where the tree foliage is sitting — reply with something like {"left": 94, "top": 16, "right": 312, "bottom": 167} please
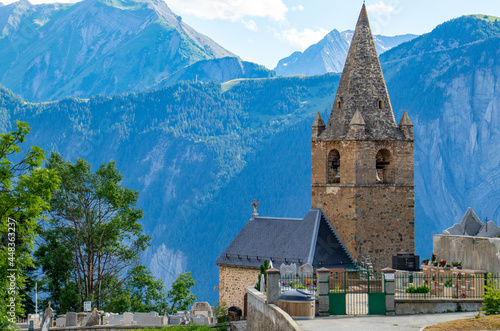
{"left": 0, "top": 121, "right": 59, "bottom": 329}
{"left": 483, "top": 274, "right": 500, "bottom": 315}
{"left": 101, "top": 264, "right": 168, "bottom": 314}
{"left": 38, "top": 153, "right": 150, "bottom": 311}
{"left": 167, "top": 272, "right": 197, "bottom": 314}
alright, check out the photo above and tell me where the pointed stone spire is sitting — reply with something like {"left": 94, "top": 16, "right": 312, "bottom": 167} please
{"left": 398, "top": 110, "right": 414, "bottom": 139}
{"left": 323, "top": 4, "right": 400, "bottom": 140}
{"left": 348, "top": 109, "right": 365, "bottom": 139}
{"left": 312, "top": 111, "right": 326, "bottom": 137}
{"left": 398, "top": 110, "right": 413, "bottom": 126}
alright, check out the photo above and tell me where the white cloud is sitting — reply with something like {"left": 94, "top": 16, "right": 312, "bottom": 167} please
{"left": 291, "top": 5, "right": 304, "bottom": 11}
{"left": 276, "top": 27, "right": 328, "bottom": 51}
{"left": 242, "top": 19, "right": 258, "bottom": 31}
{"left": 165, "top": 0, "right": 288, "bottom": 22}
{"left": 367, "top": 2, "right": 395, "bottom": 14}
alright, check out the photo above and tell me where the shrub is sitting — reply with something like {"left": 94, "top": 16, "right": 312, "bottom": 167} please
{"left": 483, "top": 274, "right": 500, "bottom": 315}
{"left": 406, "top": 285, "right": 430, "bottom": 293}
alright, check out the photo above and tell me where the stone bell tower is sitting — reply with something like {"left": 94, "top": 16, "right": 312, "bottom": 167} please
{"left": 311, "top": 4, "right": 415, "bottom": 270}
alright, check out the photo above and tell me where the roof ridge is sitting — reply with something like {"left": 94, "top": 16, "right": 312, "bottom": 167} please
{"left": 317, "top": 209, "right": 356, "bottom": 265}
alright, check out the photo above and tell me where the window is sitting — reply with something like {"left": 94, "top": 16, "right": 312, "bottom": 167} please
{"left": 376, "top": 149, "right": 393, "bottom": 183}
{"left": 378, "top": 99, "right": 383, "bottom": 109}
{"left": 337, "top": 100, "right": 342, "bottom": 109}
{"left": 328, "top": 149, "right": 340, "bottom": 183}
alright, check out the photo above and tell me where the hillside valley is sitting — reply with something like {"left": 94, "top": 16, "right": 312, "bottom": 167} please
{"left": 0, "top": 13, "right": 499, "bottom": 306}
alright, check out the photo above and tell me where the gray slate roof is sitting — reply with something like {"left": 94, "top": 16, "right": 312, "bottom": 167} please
{"left": 321, "top": 5, "right": 405, "bottom": 141}
{"left": 216, "top": 208, "right": 355, "bottom": 269}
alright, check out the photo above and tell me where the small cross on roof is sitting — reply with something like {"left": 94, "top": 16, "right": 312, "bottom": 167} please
{"left": 251, "top": 199, "right": 260, "bottom": 216}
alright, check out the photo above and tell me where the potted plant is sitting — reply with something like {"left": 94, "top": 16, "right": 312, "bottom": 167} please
{"left": 439, "top": 260, "right": 447, "bottom": 267}
{"left": 431, "top": 254, "right": 437, "bottom": 266}
{"left": 422, "top": 259, "right": 430, "bottom": 266}
{"left": 452, "top": 261, "right": 462, "bottom": 269}
{"left": 406, "top": 285, "right": 430, "bottom": 298}
{"left": 444, "top": 278, "right": 453, "bottom": 297}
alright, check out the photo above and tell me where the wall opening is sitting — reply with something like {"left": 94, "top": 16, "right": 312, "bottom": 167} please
{"left": 378, "top": 99, "right": 383, "bottom": 109}
{"left": 337, "top": 100, "right": 342, "bottom": 109}
{"left": 376, "top": 149, "right": 393, "bottom": 183}
{"left": 328, "top": 149, "right": 341, "bottom": 183}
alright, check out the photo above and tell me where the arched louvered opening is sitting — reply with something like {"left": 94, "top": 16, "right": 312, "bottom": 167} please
{"left": 328, "top": 149, "right": 341, "bottom": 183}
{"left": 376, "top": 149, "right": 393, "bottom": 183}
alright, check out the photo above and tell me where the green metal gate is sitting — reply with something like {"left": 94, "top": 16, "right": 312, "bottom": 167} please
{"left": 328, "top": 269, "right": 386, "bottom": 315}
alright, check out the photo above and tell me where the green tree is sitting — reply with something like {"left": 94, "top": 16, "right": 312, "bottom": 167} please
{"left": 35, "top": 226, "right": 80, "bottom": 312}
{"left": 0, "top": 121, "right": 59, "bottom": 329}
{"left": 38, "top": 153, "right": 150, "bottom": 311}
{"left": 167, "top": 272, "right": 197, "bottom": 314}
{"left": 101, "top": 265, "right": 168, "bottom": 314}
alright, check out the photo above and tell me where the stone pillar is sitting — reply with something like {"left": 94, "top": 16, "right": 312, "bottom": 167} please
{"left": 266, "top": 268, "right": 280, "bottom": 305}
{"left": 316, "top": 268, "right": 330, "bottom": 316}
{"left": 381, "top": 267, "right": 396, "bottom": 316}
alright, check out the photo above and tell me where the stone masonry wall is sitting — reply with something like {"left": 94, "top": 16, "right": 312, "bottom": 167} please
{"left": 311, "top": 139, "right": 415, "bottom": 270}
{"left": 219, "top": 265, "right": 259, "bottom": 310}
{"left": 433, "top": 235, "right": 500, "bottom": 273}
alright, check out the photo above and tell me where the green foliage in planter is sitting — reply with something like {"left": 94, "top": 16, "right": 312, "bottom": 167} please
{"left": 483, "top": 274, "right": 500, "bottom": 315}
{"left": 406, "top": 285, "right": 430, "bottom": 293}
{"left": 255, "top": 260, "right": 270, "bottom": 291}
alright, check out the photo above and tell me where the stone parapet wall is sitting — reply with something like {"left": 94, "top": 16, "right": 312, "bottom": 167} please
{"left": 40, "top": 326, "right": 169, "bottom": 331}
{"left": 219, "top": 265, "right": 260, "bottom": 310}
{"left": 395, "top": 299, "right": 482, "bottom": 315}
{"left": 246, "top": 287, "right": 301, "bottom": 331}
{"left": 433, "top": 235, "right": 500, "bottom": 274}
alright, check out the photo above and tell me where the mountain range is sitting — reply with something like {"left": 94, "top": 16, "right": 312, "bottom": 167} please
{"left": 0, "top": 0, "right": 275, "bottom": 101}
{"left": 0, "top": 0, "right": 498, "bottom": 307}
{"left": 274, "top": 29, "right": 417, "bottom": 76}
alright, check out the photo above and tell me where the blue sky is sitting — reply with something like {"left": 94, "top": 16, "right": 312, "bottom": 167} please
{"left": 4, "top": 0, "right": 500, "bottom": 69}
{"left": 164, "top": 0, "right": 500, "bottom": 68}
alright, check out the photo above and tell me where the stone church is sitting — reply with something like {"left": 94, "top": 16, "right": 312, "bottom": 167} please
{"left": 216, "top": 4, "right": 415, "bottom": 310}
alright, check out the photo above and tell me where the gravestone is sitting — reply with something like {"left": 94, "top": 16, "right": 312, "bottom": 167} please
{"left": 279, "top": 263, "right": 297, "bottom": 277}
{"left": 85, "top": 308, "right": 100, "bottom": 326}
{"left": 191, "top": 302, "right": 213, "bottom": 323}
{"left": 193, "top": 314, "right": 209, "bottom": 325}
{"left": 120, "top": 312, "right": 134, "bottom": 325}
{"left": 142, "top": 316, "right": 163, "bottom": 325}
{"left": 392, "top": 252, "right": 419, "bottom": 271}
{"left": 66, "top": 312, "right": 77, "bottom": 326}
{"left": 40, "top": 302, "right": 54, "bottom": 331}
{"left": 169, "top": 315, "right": 181, "bottom": 325}
{"left": 28, "top": 321, "right": 34, "bottom": 331}
{"left": 260, "top": 274, "right": 265, "bottom": 292}
{"left": 106, "top": 313, "right": 123, "bottom": 325}
{"left": 298, "top": 263, "right": 313, "bottom": 277}
{"left": 181, "top": 311, "right": 192, "bottom": 325}
{"left": 133, "top": 312, "right": 157, "bottom": 325}
{"left": 56, "top": 317, "right": 66, "bottom": 327}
